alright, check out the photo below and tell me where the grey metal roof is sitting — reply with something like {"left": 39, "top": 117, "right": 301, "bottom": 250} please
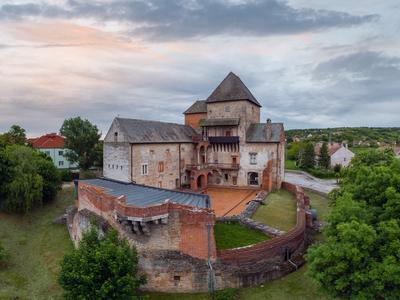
{"left": 183, "top": 100, "right": 207, "bottom": 114}
{"left": 206, "top": 72, "right": 262, "bottom": 107}
{"left": 116, "top": 118, "right": 196, "bottom": 144}
{"left": 199, "top": 118, "right": 240, "bottom": 127}
{"left": 81, "top": 178, "right": 211, "bottom": 208}
{"left": 246, "top": 123, "right": 284, "bottom": 143}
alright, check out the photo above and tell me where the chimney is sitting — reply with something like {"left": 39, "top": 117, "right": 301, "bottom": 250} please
{"left": 266, "top": 118, "right": 272, "bottom": 140}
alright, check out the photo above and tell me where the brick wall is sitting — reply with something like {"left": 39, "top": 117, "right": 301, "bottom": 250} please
{"left": 77, "top": 182, "right": 216, "bottom": 260}
{"left": 185, "top": 113, "right": 207, "bottom": 129}
{"left": 218, "top": 182, "right": 308, "bottom": 264}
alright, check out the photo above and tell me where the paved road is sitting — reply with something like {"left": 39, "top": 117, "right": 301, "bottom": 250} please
{"left": 284, "top": 170, "right": 337, "bottom": 194}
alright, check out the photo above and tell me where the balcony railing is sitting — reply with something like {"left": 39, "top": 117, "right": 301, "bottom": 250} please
{"left": 186, "top": 163, "right": 240, "bottom": 170}
{"left": 208, "top": 136, "right": 239, "bottom": 144}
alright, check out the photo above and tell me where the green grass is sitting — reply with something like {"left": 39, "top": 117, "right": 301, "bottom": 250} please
{"left": 0, "top": 187, "right": 75, "bottom": 299}
{"left": 305, "top": 189, "right": 330, "bottom": 221}
{"left": 252, "top": 190, "right": 297, "bottom": 231}
{"left": 285, "top": 159, "right": 299, "bottom": 170}
{"left": 214, "top": 223, "right": 270, "bottom": 250}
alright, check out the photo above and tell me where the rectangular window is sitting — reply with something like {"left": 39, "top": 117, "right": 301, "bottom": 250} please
{"left": 158, "top": 161, "right": 164, "bottom": 172}
{"left": 45, "top": 151, "right": 50, "bottom": 156}
{"left": 225, "top": 105, "right": 230, "bottom": 112}
{"left": 58, "top": 150, "right": 64, "bottom": 156}
{"left": 141, "top": 164, "right": 148, "bottom": 175}
{"left": 249, "top": 153, "right": 257, "bottom": 165}
{"left": 114, "top": 132, "right": 118, "bottom": 142}
{"left": 59, "top": 161, "right": 64, "bottom": 166}
{"left": 232, "top": 176, "right": 237, "bottom": 185}
{"left": 158, "top": 181, "right": 162, "bottom": 188}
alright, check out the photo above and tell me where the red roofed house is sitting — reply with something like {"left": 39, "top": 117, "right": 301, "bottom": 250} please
{"left": 315, "top": 142, "right": 355, "bottom": 168}
{"left": 29, "top": 133, "right": 78, "bottom": 169}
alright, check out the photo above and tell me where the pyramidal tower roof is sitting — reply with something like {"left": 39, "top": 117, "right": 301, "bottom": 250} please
{"left": 206, "top": 72, "right": 261, "bottom": 107}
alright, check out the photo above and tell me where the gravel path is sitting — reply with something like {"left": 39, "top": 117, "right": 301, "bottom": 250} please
{"left": 284, "top": 170, "right": 337, "bottom": 194}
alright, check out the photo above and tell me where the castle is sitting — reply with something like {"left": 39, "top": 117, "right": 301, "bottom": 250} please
{"left": 103, "top": 72, "right": 285, "bottom": 191}
{"left": 69, "top": 73, "right": 314, "bottom": 294}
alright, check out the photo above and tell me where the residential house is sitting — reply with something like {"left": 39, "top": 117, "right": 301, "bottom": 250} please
{"left": 29, "top": 133, "right": 78, "bottom": 169}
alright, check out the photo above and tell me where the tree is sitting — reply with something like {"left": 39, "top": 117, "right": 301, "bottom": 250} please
{"left": 35, "top": 152, "right": 62, "bottom": 203}
{"left": 59, "top": 227, "right": 145, "bottom": 299}
{"left": 301, "top": 142, "right": 315, "bottom": 169}
{"left": 6, "top": 124, "right": 26, "bottom": 145}
{"left": 60, "top": 117, "right": 101, "bottom": 170}
{"left": 319, "top": 142, "right": 330, "bottom": 169}
{"left": 306, "top": 149, "right": 400, "bottom": 299}
{"left": 0, "top": 145, "right": 62, "bottom": 213}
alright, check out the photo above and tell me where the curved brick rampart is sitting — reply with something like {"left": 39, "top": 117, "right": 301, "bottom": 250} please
{"left": 218, "top": 182, "right": 310, "bottom": 264}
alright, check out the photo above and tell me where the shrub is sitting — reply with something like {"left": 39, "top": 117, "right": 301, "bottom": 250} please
{"left": 0, "top": 241, "right": 8, "bottom": 265}
{"left": 214, "top": 288, "right": 238, "bottom": 300}
{"left": 333, "top": 164, "right": 342, "bottom": 173}
{"left": 59, "top": 169, "right": 73, "bottom": 182}
{"left": 79, "top": 169, "right": 97, "bottom": 179}
{"left": 308, "top": 168, "right": 336, "bottom": 179}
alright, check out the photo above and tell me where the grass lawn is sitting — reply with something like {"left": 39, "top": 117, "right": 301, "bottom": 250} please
{"left": 285, "top": 159, "right": 299, "bottom": 170}
{"left": 252, "top": 190, "right": 297, "bottom": 231}
{"left": 0, "top": 186, "right": 75, "bottom": 299}
{"left": 305, "top": 189, "right": 330, "bottom": 221}
{"left": 214, "top": 222, "right": 270, "bottom": 250}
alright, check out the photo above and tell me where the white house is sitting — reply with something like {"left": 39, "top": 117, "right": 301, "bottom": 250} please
{"left": 330, "top": 145, "right": 355, "bottom": 167}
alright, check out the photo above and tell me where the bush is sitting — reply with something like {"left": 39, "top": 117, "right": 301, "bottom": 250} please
{"left": 214, "top": 288, "right": 238, "bottom": 300}
{"left": 79, "top": 169, "right": 97, "bottom": 179}
{"left": 59, "top": 169, "right": 73, "bottom": 182}
{"left": 333, "top": 164, "right": 342, "bottom": 173}
{"left": 0, "top": 241, "right": 8, "bottom": 265}
{"left": 308, "top": 168, "right": 336, "bottom": 179}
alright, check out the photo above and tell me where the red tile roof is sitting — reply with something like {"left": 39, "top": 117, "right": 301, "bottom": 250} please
{"left": 29, "top": 133, "right": 65, "bottom": 149}
{"left": 314, "top": 142, "right": 343, "bottom": 156}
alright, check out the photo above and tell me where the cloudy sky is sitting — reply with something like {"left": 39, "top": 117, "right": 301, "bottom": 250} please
{"left": 0, "top": 0, "right": 399, "bottom": 136}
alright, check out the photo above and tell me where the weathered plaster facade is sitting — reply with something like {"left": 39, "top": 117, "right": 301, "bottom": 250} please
{"left": 104, "top": 72, "right": 285, "bottom": 193}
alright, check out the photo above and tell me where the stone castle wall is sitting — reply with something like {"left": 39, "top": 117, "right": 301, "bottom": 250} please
{"left": 69, "top": 181, "right": 313, "bottom": 292}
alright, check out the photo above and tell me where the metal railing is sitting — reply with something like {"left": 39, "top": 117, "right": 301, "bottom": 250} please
{"left": 186, "top": 163, "right": 239, "bottom": 170}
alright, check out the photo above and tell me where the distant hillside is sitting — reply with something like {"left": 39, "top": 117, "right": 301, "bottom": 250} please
{"left": 285, "top": 127, "right": 400, "bottom": 146}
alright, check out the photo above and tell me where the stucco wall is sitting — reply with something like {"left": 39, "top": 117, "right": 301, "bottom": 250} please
{"left": 330, "top": 147, "right": 355, "bottom": 167}
{"left": 103, "top": 142, "right": 131, "bottom": 182}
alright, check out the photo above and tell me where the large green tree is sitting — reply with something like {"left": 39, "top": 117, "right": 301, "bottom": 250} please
{"left": 319, "top": 142, "right": 330, "bottom": 169}
{"left": 0, "top": 145, "right": 61, "bottom": 213}
{"left": 60, "top": 117, "right": 101, "bottom": 170}
{"left": 59, "top": 227, "right": 145, "bottom": 299}
{"left": 306, "top": 149, "right": 400, "bottom": 299}
{"left": 301, "top": 142, "right": 315, "bottom": 169}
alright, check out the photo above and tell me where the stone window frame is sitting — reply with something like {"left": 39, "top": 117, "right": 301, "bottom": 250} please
{"left": 249, "top": 152, "right": 257, "bottom": 165}
{"left": 141, "top": 163, "right": 148, "bottom": 175}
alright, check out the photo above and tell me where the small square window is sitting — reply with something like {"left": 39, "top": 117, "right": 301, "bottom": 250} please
{"left": 59, "top": 161, "right": 64, "bottom": 166}
{"left": 58, "top": 150, "right": 64, "bottom": 156}
{"left": 45, "top": 151, "right": 50, "bottom": 156}
{"left": 174, "top": 276, "right": 180, "bottom": 281}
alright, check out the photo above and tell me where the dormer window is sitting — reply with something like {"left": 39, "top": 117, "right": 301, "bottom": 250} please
{"left": 114, "top": 132, "right": 118, "bottom": 142}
